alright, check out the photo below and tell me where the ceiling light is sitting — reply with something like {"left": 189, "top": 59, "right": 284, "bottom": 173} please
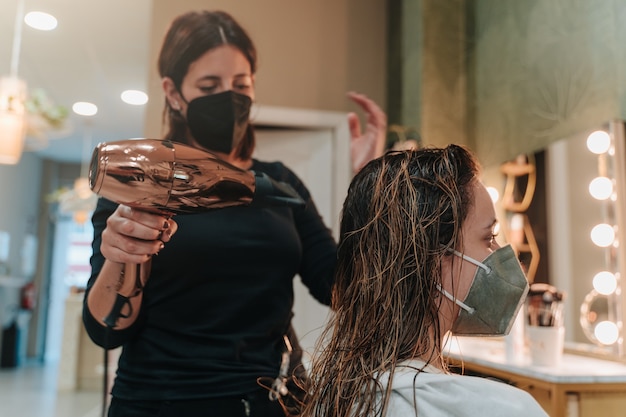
{"left": 24, "top": 11, "right": 58, "bottom": 31}
{"left": 72, "top": 102, "right": 98, "bottom": 116}
{"left": 121, "top": 90, "right": 148, "bottom": 105}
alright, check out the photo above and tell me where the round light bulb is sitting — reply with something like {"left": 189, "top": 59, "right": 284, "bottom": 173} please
{"left": 592, "top": 271, "right": 618, "bottom": 295}
{"left": 586, "top": 130, "right": 611, "bottom": 154}
{"left": 590, "top": 223, "right": 615, "bottom": 247}
{"left": 594, "top": 320, "right": 619, "bottom": 345}
{"left": 589, "top": 177, "right": 613, "bottom": 200}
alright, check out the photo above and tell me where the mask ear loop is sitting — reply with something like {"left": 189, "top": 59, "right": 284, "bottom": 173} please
{"left": 249, "top": 102, "right": 260, "bottom": 124}
{"left": 437, "top": 248, "right": 493, "bottom": 314}
{"left": 447, "top": 248, "right": 492, "bottom": 274}
{"left": 436, "top": 284, "right": 475, "bottom": 314}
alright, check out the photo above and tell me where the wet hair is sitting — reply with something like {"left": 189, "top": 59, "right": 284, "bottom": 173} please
{"left": 301, "top": 145, "right": 481, "bottom": 417}
{"left": 157, "top": 10, "right": 257, "bottom": 159}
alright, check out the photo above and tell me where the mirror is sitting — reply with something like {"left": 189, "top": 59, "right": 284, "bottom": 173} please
{"left": 580, "top": 291, "right": 612, "bottom": 345}
{"left": 488, "top": 120, "right": 626, "bottom": 360}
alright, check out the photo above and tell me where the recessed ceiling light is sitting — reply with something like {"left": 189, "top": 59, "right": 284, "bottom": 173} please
{"left": 72, "top": 102, "right": 98, "bottom": 116}
{"left": 121, "top": 90, "right": 148, "bottom": 105}
{"left": 24, "top": 11, "right": 58, "bottom": 31}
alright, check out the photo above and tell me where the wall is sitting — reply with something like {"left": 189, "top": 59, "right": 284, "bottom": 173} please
{"left": 387, "top": 0, "right": 471, "bottom": 150}
{"left": 472, "top": 0, "right": 626, "bottom": 168}
{"left": 144, "top": 0, "right": 388, "bottom": 138}
{"left": 0, "top": 153, "right": 42, "bottom": 277}
{"left": 0, "top": 153, "right": 82, "bottom": 359}
{"left": 389, "top": 0, "right": 626, "bottom": 169}
{"left": 0, "top": 153, "right": 42, "bottom": 360}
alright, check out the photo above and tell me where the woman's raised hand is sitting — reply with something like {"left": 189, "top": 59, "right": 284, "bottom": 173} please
{"left": 346, "top": 91, "right": 387, "bottom": 174}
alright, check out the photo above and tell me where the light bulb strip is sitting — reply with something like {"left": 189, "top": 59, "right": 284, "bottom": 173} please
{"left": 587, "top": 126, "right": 623, "bottom": 349}
{"left": 607, "top": 126, "right": 623, "bottom": 354}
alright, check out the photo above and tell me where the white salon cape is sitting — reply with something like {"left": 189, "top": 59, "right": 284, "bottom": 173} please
{"left": 376, "top": 360, "right": 549, "bottom": 417}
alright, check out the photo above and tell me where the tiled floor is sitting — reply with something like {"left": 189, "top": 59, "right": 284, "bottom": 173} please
{"left": 0, "top": 361, "right": 103, "bottom": 417}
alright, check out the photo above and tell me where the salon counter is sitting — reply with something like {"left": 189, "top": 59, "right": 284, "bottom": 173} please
{"left": 445, "top": 337, "right": 626, "bottom": 417}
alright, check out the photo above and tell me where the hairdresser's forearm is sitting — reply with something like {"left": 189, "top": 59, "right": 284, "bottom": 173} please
{"left": 87, "top": 259, "right": 145, "bottom": 329}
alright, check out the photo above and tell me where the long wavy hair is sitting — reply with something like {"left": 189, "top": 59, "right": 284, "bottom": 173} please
{"left": 157, "top": 10, "right": 257, "bottom": 159}
{"left": 300, "top": 145, "right": 480, "bottom": 417}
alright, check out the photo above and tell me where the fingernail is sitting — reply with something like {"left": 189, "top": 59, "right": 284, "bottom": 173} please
{"left": 153, "top": 242, "right": 164, "bottom": 257}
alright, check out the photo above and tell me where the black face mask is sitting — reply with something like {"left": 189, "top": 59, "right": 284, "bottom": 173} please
{"left": 185, "top": 90, "right": 253, "bottom": 154}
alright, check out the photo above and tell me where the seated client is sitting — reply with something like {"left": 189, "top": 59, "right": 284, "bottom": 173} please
{"left": 300, "top": 145, "right": 548, "bottom": 417}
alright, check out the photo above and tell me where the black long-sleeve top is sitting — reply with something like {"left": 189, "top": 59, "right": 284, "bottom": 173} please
{"left": 82, "top": 159, "right": 337, "bottom": 400}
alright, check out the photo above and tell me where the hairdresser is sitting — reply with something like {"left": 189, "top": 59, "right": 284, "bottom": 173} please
{"left": 82, "top": 9, "right": 386, "bottom": 417}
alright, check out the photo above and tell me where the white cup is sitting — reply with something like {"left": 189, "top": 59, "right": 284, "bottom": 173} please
{"left": 526, "top": 325, "right": 565, "bottom": 367}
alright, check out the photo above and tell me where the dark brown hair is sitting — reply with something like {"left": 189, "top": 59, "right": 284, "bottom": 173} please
{"left": 301, "top": 145, "right": 481, "bottom": 417}
{"left": 158, "top": 10, "right": 257, "bottom": 159}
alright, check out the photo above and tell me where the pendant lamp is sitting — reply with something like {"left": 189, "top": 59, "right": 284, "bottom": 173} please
{"left": 0, "top": 0, "right": 27, "bottom": 164}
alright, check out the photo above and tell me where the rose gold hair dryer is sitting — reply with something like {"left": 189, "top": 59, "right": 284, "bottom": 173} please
{"left": 88, "top": 138, "right": 304, "bottom": 327}
{"left": 88, "top": 138, "right": 304, "bottom": 213}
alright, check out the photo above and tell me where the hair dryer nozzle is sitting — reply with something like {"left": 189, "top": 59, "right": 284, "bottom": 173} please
{"left": 251, "top": 171, "right": 305, "bottom": 208}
